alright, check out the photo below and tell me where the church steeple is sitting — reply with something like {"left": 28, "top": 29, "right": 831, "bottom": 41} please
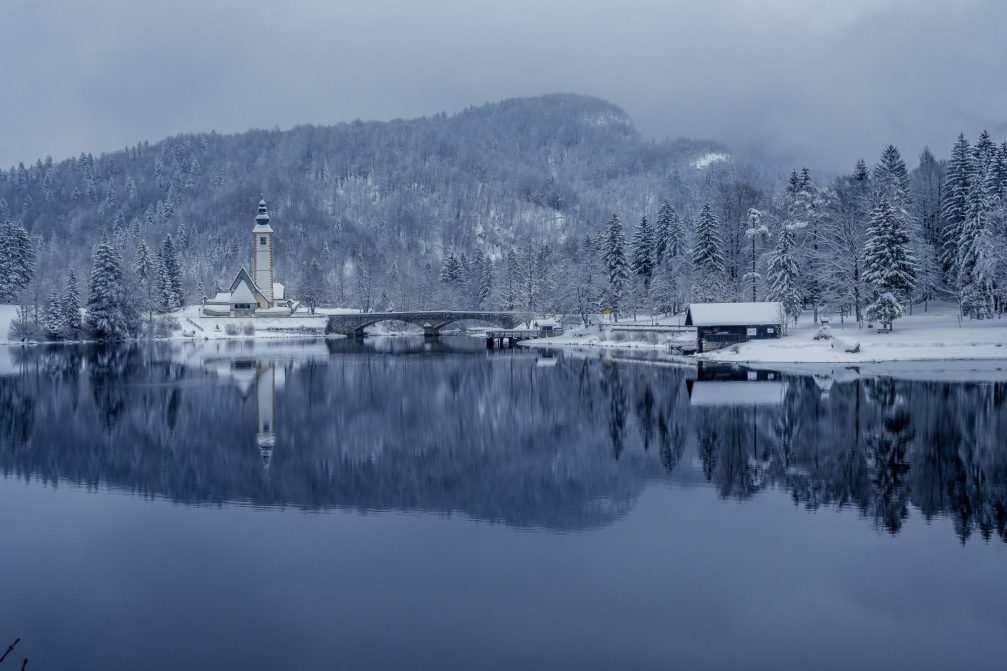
{"left": 256, "top": 194, "right": 270, "bottom": 223}
{"left": 252, "top": 194, "right": 274, "bottom": 304}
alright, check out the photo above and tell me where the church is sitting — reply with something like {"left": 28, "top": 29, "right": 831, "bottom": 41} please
{"left": 201, "top": 196, "right": 298, "bottom": 317}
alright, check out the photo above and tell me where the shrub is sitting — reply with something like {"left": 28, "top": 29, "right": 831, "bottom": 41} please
{"left": 224, "top": 322, "right": 240, "bottom": 336}
{"left": 9, "top": 313, "right": 43, "bottom": 342}
{"left": 242, "top": 321, "right": 256, "bottom": 336}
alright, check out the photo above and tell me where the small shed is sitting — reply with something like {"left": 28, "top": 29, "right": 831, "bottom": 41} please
{"left": 685, "top": 302, "right": 784, "bottom": 353}
{"left": 532, "top": 318, "right": 560, "bottom": 334}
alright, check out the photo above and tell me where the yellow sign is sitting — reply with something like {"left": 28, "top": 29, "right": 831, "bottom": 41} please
{"left": 601, "top": 308, "right": 612, "bottom": 315}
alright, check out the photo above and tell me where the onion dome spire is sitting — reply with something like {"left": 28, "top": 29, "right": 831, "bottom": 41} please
{"left": 256, "top": 194, "right": 270, "bottom": 223}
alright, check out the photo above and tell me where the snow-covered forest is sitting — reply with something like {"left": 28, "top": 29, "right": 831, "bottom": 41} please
{"left": 1, "top": 93, "right": 1006, "bottom": 338}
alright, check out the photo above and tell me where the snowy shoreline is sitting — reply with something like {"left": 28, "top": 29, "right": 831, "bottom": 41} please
{"left": 521, "top": 302, "right": 1007, "bottom": 365}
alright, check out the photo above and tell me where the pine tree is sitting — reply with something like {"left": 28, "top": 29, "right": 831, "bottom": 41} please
{"left": 691, "top": 202, "right": 724, "bottom": 301}
{"left": 602, "top": 213, "right": 629, "bottom": 319}
{"left": 956, "top": 159, "right": 997, "bottom": 319}
{"left": 439, "top": 251, "right": 463, "bottom": 285}
{"left": 691, "top": 203, "right": 724, "bottom": 273}
{"left": 133, "top": 241, "right": 157, "bottom": 330}
{"left": 158, "top": 235, "right": 183, "bottom": 312}
{"left": 873, "top": 145, "right": 911, "bottom": 208}
{"left": 630, "top": 215, "right": 656, "bottom": 288}
{"left": 0, "top": 219, "right": 37, "bottom": 302}
{"left": 61, "top": 269, "right": 82, "bottom": 338}
{"left": 477, "top": 257, "right": 493, "bottom": 308}
{"left": 654, "top": 201, "right": 674, "bottom": 264}
{"left": 87, "top": 242, "right": 136, "bottom": 339}
{"left": 864, "top": 199, "right": 918, "bottom": 329}
{"left": 941, "top": 133, "right": 971, "bottom": 278}
{"left": 503, "top": 249, "right": 519, "bottom": 310}
{"left": 43, "top": 288, "right": 63, "bottom": 340}
{"left": 667, "top": 207, "right": 687, "bottom": 260}
{"left": 767, "top": 221, "right": 802, "bottom": 325}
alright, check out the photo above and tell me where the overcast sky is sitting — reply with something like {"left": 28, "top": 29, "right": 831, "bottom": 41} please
{"left": 2, "top": 0, "right": 1005, "bottom": 171}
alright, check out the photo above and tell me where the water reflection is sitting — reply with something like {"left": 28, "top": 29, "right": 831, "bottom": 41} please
{"left": 1, "top": 342, "right": 1005, "bottom": 543}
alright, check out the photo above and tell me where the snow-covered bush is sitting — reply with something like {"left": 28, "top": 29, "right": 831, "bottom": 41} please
{"left": 814, "top": 324, "right": 834, "bottom": 340}
{"left": 224, "top": 322, "right": 240, "bottom": 336}
{"left": 832, "top": 336, "right": 860, "bottom": 353}
{"left": 242, "top": 322, "right": 256, "bottom": 336}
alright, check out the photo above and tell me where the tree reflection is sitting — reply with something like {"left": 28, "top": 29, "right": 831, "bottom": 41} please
{"left": 0, "top": 345, "right": 1005, "bottom": 543}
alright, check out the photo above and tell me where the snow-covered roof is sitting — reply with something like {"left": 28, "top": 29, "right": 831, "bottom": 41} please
{"left": 685, "top": 302, "right": 784, "bottom": 327}
{"left": 252, "top": 222, "right": 274, "bottom": 234}
{"left": 230, "top": 282, "right": 256, "bottom": 305}
{"left": 272, "top": 282, "right": 285, "bottom": 300}
{"left": 212, "top": 292, "right": 231, "bottom": 303}
{"left": 534, "top": 318, "right": 559, "bottom": 328}
{"left": 689, "top": 381, "right": 788, "bottom": 407}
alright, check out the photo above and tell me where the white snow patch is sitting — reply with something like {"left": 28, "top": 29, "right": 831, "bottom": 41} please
{"left": 691, "top": 152, "right": 728, "bottom": 169}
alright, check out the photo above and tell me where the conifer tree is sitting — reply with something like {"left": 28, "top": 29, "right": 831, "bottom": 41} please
{"left": 767, "top": 221, "right": 802, "bottom": 325}
{"left": 864, "top": 199, "right": 917, "bottom": 329}
{"left": 502, "top": 249, "right": 519, "bottom": 310}
{"left": 691, "top": 202, "right": 724, "bottom": 301}
{"left": 956, "top": 159, "right": 997, "bottom": 319}
{"left": 439, "top": 251, "right": 463, "bottom": 285}
{"left": 667, "top": 207, "right": 687, "bottom": 260}
{"left": 654, "top": 201, "right": 674, "bottom": 264}
{"left": 0, "top": 219, "right": 36, "bottom": 302}
{"left": 133, "top": 241, "right": 157, "bottom": 331}
{"left": 602, "top": 213, "right": 629, "bottom": 319}
{"left": 43, "top": 288, "right": 63, "bottom": 340}
{"left": 630, "top": 215, "right": 656, "bottom": 289}
{"left": 873, "top": 145, "right": 911, "bottom": 208}
{"left": 87, "top": 242, "right": 136, "bottom": 339}
{"left": 941, "top": 134, "right": 972, "bottom": 278}
{"left": 158, "top": 235, "right": 183, "bottom": 311}
{"left": 61, "top": 269, "right": 82, "bottom": 339}
{"left": 477, "top": 257, "right": 493, "bottom": 308}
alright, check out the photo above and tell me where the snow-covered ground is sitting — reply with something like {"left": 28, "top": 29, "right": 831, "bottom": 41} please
{"left": 0, "top": 303, "right": 358, "bottom": 345}
{"left": 700, "top": 301, "right": 1007, "bottom": 363}
{"left": 171, "top": 305, "right": 335, "bottom": 340}
{"left": 523, "top": 302, "right": 1007, "bottom": 364}
{"left": 523, "top": 313, "right": 696, "bottom": 351}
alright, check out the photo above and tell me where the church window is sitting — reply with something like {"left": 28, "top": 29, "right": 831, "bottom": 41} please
{"left": 259, "top": 236, "right": 267, "bottom": 246}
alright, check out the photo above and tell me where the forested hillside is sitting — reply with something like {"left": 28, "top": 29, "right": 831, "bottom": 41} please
{"left": 2, "top": 92, "right": 1006, "bottom": 341}
{"left": 0, "top": 94, "right": 773, "bottom": 313}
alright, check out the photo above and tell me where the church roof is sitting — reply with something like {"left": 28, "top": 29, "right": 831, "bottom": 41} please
{"left": 230, "top": 281, "right": 256, "bottom": 305}
{"left": 228, "top": 267, "right": 268, "bottom": 305}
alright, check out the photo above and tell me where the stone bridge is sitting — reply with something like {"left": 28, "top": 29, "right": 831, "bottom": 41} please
{"left": 325, "top": 311, "right": 537, "bottom": 337}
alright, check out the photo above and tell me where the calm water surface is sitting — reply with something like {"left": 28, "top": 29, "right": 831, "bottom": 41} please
{"left": 1, "top": 337, "right": 1006, "bottom": 670}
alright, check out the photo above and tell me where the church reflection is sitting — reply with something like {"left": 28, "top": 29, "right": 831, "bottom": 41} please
{"left": 256, "top": 362, "right": 276, "bottom": 469}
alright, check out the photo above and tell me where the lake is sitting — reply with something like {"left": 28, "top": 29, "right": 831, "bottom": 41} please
{"left": 1, "top": 337, "right": 1006, "bottom": 670}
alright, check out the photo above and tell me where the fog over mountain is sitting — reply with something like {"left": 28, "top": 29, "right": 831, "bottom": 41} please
{"left": 2, "top": 0, "right": 1006, "bottom": 170}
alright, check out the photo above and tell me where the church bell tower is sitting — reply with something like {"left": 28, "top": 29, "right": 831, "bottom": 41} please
{"left": 252, "top": 195, "right": 274, "bottom": 304}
